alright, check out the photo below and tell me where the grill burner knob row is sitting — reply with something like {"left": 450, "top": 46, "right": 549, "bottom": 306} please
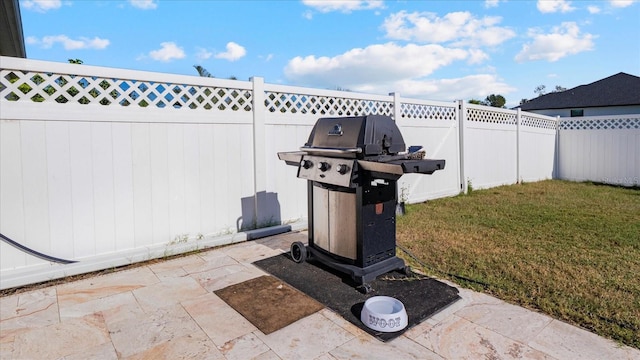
{"left": 336, "top": 164, "right": 349, "bottom": 174}
{"left": 319, "top": 162, "right": 331, "bottom": 172}
{"left": 301, "top": 160, "right": 313, "bottom": 169}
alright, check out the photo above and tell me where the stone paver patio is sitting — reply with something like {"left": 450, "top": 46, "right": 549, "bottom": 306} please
{"left": 1, "top": 231, "right": 638, "bottom": 359}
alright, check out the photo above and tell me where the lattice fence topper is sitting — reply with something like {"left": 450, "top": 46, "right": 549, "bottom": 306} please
{"left": 401, "top": 103, "right": 457, "bottom": 120}
{"left": 559, "top": 116, "right": 640, "bottom": 130}
{"left": 466, "top": 107, "right": 517, "bottom": 125}
{"left": 0, "top": 69, "right": 253, "bottom": 111}
{"left": 520, "top": 114, "right": 558, "bottom": 130}
{"left": 264, "top": 91, "right": 393, "bottom": 117}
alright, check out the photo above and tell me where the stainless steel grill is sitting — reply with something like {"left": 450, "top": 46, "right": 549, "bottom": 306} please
{"left": 278, "top": 115, "right": 445, "bottom": 292}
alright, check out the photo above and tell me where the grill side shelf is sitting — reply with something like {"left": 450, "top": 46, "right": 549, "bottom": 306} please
{"left": 278, "top": 151, "right": 306, "bottom": 166}
{"left": 397, "top": 159, "right": 446, "bottom": 174}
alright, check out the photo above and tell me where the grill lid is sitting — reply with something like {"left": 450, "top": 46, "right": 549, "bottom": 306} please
{"left": 303, "top": 115, "right": 405, "bottom": 157}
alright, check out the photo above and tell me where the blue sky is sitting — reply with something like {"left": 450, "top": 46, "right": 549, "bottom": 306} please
{"left": 19, "top": 0, "right": 640, "bottom": 108}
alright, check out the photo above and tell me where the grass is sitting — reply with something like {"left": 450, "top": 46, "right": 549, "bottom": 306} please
{"left": 397, "top": 180, "right": 640, "bottom": 349}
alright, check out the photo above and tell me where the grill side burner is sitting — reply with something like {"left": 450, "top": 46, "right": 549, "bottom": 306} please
{"left": 278, "top": 115, "right": 445, "bottom": 293}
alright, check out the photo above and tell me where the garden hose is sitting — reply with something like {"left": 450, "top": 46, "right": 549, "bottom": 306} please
{"left": 0, "top": 232, "right": 77, "bottom": 264}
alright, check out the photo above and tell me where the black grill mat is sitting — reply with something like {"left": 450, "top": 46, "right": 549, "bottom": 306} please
{"left": 253, "top": 253, "right": 461, "bottom": 342}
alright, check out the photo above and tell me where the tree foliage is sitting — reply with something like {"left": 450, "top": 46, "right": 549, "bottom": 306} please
{"left": 193, "top": 65, "right": 237, "bottom": 80}
{"left": 468, "top": 94, "right": 506, "bottom": 108}
{"left": 534, "top": 84, "right": 566, "bottom": 97}
{"left": 194, "top": 65, "right": 213, "bottom": 78}
{"left": 484, "top": 94, "right": 506, "bottom": 108}
{"left": 534, "top": 84, "right": 547, "bottom": 96}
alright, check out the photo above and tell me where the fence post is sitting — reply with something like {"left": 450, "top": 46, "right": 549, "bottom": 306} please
{"left": 251, "top": 77, "right": 267, "bottom": 228}
{"left": 555, "top": 115, "right": 560, "bottom": 180}
{"left": 458, "top": 100, "right": 467, "bottom": 194}
{"left": 516, "top": 107, "right": 521, "bottom": 183}
{"left": 390, "top": 92, "right": 402, "bottom": 121}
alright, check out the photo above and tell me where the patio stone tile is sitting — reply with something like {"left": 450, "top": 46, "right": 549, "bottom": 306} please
{"left": 154, "top": 266, "right": 188, "bottom": 279}
{"left": 412, "top": 314, "right": 552, "bottom": 359}
{"left": 529, "top": 319, "right": 640, "bottom": 360}
{"left": 62, "top": 342, "right": 119, "bottom": 360}
{"left": 454, "top": 299, "right": 553, "bottom": 344}
{"left": 184, "top": 252, "right": 240, "bottom": 275}
{"left": 100, "top": 298, "right": 146, "bottom": 327}
{"left": 319, "top": 308, "right": 368, "bottom": 338}
{"left": 253, "top": 349, "right": 284, "bottom": 360}
{"left": 254, "top": 232, "right": 305, "bottom": 252}
{"left": 125, "top": 330, "right": 224, "bottom": 360}
{"left": 315, "top": 354, "right": 339, "bottom": 360}
{"left": 0, "top": 288, "right": 59, "bottom": 343}
{"left": 56, "top": 266, "right": 159, "bottom": 307}
{"left": 222, "top": 242, "right": 283, "bottom": 264}
{"left": 59, "top": 291, "right": 138, "bottom": 320}
{"left": 106, "top": 303, "right": 201, "bottom": 358}
{"left": 404, "top": 317, "right": 438, "bottom": 340}
{"left": 0, "top": 341, "right": 14, "bottom": 359}
{"left": 217, "top": 332, "right": 270, "bottom": 360}
{"left": 0, "top": 293, "right": 18, "bottom": 320}
{"left": 456, "top": 286, "right": 504, "bottom": 306}
{"left": 148, "top": 254, "right": 205, "bottom": 274}
{"left": 329, "top": 335, "right": 443, "bottom": 360}
{"left": 405, "top": 284, "right": 499, "bottom": 339}
{"left": 12, "top": 313, "right": 110, "bottom": 359}
{"left": 255, "top": 312, "right": 354, "bottom": 360}
{"left": 190, "top": 263, "right": 263, "bottom": 292}
{"left": 132, "top": 275, "right": 207, "bottom": 311}
{"left": 182, "top": 293, "right": 257, "bottom": 347}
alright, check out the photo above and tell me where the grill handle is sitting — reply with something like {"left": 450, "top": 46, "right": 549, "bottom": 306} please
{"left": 299, "top": 146, "right": 362, "bottom": 155}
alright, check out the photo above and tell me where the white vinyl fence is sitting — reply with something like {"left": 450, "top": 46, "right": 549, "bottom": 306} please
{"left": 0, "top": 56, "right": 635, "bottom": 289}
{"left": 557, "top": 115, "right": 640, "bottom": 186}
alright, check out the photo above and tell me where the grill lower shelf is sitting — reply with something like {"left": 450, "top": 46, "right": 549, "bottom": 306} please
{"left": 297, "top": 243, "right": 408, "bottom": 288}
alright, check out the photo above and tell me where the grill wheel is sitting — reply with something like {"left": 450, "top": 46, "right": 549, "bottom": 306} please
{"left": 290, "top": 241, "right": 307, "bottom": 263}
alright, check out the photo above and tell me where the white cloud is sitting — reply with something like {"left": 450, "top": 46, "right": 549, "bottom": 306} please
{"left": 609, "top": 0, "right": 635, "bottom": 7}
{"left": 195, "top": 48, "right": 213, "bottom": 61}
{"left": 382, "top": 11, "right": 516, "bottom": 47}
{"left": 129, "top": 0, "right": 158, "bottom": 10}
{"left": 21, "top": 0, "right": 64, "bottom": 12}
{"left": 467, "top": 49, "right": 490, "bottom": 64}
{"left": 284, "top": 42, "right": 474, "bottom": 89}
{"left": 515, "top": 22, "right": 594, "bottom": 62}
{"left": 148, "top": 42, "right": 186, "bottom": 62}
{"left": 587, "top": 5, "right": 601, "bottom": 13}
{"left": 214, "top": 42, "right": 247, "bottom": 61}
{"left": 385, "top": 74, "right": 516, "bottom": 101}
{"left": 27, "top": 35, "right": 110, "bottom": 50}
{"left": 303, "top": 10, "right": 313, "bottom": 20}
{"left": 484, "top": 0, "right": 503, "bottom": 8}
{"left": 537, "top": 0, "right": 575, "bottom": 13}
{"left": 302, "top": 0, "right": 384, "bottom": 13}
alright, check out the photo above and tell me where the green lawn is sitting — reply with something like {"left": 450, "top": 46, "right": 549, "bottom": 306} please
{"left": 397, "top": 180, "right": 640, "bottom": 349}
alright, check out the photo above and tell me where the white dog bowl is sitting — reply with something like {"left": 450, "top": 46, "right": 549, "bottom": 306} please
{"left": 360, "top": 296, "right": 408, "bottom": 332}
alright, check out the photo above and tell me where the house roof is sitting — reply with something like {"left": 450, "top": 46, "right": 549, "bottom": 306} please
{"left": 0, "top": 0, "right": 26, "bottom": 58}
{"left": 519, "top": 72, "right": 640, "bottom": 111}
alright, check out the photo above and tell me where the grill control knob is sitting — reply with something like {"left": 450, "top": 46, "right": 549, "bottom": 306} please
{"left": 319, "top": 162, "right": 331, "bottom": 172}
{"left": 336, "top": 164, "right": 349, "bottom": 174}
{"left": 301, "top": 160, "right": 313, "bottom": 169}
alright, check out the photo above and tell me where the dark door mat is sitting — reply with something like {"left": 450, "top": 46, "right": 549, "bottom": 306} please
{"left": 253, "top": 253, "right": 461, "bottom": 342}
{"left": 214, "top": 275, "right": 324, "bottom": 335}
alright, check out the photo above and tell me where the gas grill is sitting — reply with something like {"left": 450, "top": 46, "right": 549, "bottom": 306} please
{"left": 278, "top": 115, "right": 445, "bottom": 292}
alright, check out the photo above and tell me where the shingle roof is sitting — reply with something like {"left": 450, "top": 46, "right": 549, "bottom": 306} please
{"left": 519, "top": 72, "right": 640, "bottom": 111}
